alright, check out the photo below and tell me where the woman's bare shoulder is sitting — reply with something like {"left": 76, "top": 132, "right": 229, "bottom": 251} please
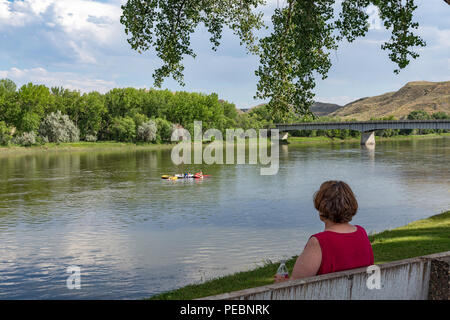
{"left": 306, "top": 236, "right": 321, "bottom": 250}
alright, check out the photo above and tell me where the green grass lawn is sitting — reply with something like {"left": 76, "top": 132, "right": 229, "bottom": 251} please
{"left": 0, "top": 139, "right": 270, "bottom": 154}
{"left": 0, "top": 141, "right": 176, "bottom": 154}
{"left": 287, "top": 133, "right": 450, "bottom": 145}
{"left": 150, "top": 210, "right": 450, "bottom": 300}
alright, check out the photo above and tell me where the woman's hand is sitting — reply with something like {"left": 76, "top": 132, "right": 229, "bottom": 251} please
{"left": 274, "top": 274, "right": 289, "bottom": 283}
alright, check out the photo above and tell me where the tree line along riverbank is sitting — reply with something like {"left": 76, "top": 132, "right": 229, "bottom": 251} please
{"left": 1, "top": 132, "right": 449, "bottom": 155}
{"left": 1, "top": 79, "right": 449, "bottom": 148}
{"left": 150, "top": 210, "right": 450, "bottom": 300}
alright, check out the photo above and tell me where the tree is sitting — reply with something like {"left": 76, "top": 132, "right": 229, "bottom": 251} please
{"left": 15, "top": 83, "right": 53, "bottom": 132}
{"left": 432, "top": 111, "right": 449, "bottom": 133}
{"left": 401, "top": 110, "right": 431, "bottom": 135}
{"left": 103, "top": 88, "right": 144, "bottom": 139}
{"left": 120, "top": 0, "right": 433, "bottom": 116}
{"left": 133, "top": 113, "right": 149, "bottom": 127}
{"left": 105, "top": 88, "right": 145, "bottom": 119}
{"left": 0, "top": 79, "right": 18, "bottom": 124}
{"left": 220, "top": 100, "right": 239, "bottom": 120}
{"left": 0, "top": 79, "right": 16, "bottom": 93}
{"left": 111, "top": 116, "right": 136, "bottom": 142}
{"left": 39, "top": 111, "right": 80, "bottom": 143}
{"left": 51, "top": 87, "right": 81, "bottom": 120}
{"left": 75, "top": 92, "right": 106, "bottom": 138}
{"left": 154, "top": 117, "right": 173, "bottom": 142}
{"left": 431, "top": 111, "right": 449, "bottom": 120}
{"left": 0, "top": 121, "right": 12, "bottom": 145}
{"left": 407, "top": 110, "right": 430, "bottom": 120}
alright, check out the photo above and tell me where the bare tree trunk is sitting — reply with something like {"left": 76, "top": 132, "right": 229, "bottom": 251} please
{"left": 445, "top": 0, "right": 450, "bottom": 5}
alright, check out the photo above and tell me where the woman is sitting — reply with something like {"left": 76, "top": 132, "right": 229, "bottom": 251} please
{"left": 275, "top": 180, "right": 374, "bottom": 282}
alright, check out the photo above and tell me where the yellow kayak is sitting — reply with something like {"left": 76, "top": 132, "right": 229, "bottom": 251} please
{"left": 161, "top": 175, "right": 178, "bottom": 180}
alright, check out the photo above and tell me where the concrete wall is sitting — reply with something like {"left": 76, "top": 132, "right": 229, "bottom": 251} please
{"left": 199, "top": 251, "right": 450, "bottom": 300}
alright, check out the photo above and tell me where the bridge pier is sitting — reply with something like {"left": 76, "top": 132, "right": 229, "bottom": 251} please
{"left": 279, "top": 131, "right": 289, "bottom": 144}
{"left": 361, "top": 131, "right": 375, "bottom": 146}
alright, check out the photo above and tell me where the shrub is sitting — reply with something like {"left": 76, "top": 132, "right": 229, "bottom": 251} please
{"left": 111, "top": 116, "right": 136, "bottom": 142}
{"left": 154, "top": 118, "right": 173, "bottom": 142}
{"left": 85, "top": 134, "right": 98, "bottom": 142}
{"left": 338, "top": 129, "right": 350, "bottom": 140}
{"left": 12, "top": 132, "right": 36, "bottom": 146}
{"left": 0, "top": 121, "right": 12, "bottom": 146}
{"left": 133, "top": 113, "right": 149, "bottom": 127}
{"left": 137, "top": 120, "right": 157, "bottom": 142}
{"left": 39, "top": 111, "right": 80, "bottom": 143}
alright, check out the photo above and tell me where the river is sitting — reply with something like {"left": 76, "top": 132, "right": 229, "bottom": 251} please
{"left": 0, "top": 137, "right": 449, "bottom": 299}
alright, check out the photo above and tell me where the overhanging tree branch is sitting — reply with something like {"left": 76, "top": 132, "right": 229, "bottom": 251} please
{"left": 121, "top": 0, "right": 428, "bottom": 117}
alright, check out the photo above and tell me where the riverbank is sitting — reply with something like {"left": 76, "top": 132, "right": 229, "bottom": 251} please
{"left": 0, "top": 141, "right": 176, "bottom": 155}
{"left": 287, "top": 132, "right": 450, "bottom": 145}
{"left": 1, "top": 133, "right": 448, "bottom": 155}
{"left": 0, "top": 139, "right": 271, "bottom": 156}
{"left": 150, "top": 210, "right": 450, "bottom": 300}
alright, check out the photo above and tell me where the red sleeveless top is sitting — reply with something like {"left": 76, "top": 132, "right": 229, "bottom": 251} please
{"left": 312, "top": 225, "right": 374, "bottom": 275}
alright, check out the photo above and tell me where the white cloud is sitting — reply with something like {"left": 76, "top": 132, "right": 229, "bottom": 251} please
{"left": 419, "top": 26, "right": 450, "bottom": 50}
{"left": 0, "top": 0, "right": 37, "bottom": 27}
{"left": 0, "top": 0, "right": 123, "bottom": 64}
{"left": 68, "top": 40, "right": 97, "bottom": 64}
{"left": 366, "top": 4, "right": 382, "bottom": 30}
{"left": 0, "top": 67, "right": 117, "bottom": 93}
{"left": 50, "top": 0, "right": 122, "bottom": 44}
{"left": 0, "top": 0, "right": 122, "bottom": 39}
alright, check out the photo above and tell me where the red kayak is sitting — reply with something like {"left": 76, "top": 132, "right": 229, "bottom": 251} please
{"left": 194, "top": 173, "right": 211, "bottom": 179}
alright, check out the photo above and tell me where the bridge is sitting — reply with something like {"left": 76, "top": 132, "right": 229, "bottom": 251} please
{"left": 275, "top": 120, "right": 450, "bottom": 146}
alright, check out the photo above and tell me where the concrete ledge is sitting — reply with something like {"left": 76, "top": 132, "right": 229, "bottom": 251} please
{"left": 198, "top": 251, "right": 450, "bottom": 300}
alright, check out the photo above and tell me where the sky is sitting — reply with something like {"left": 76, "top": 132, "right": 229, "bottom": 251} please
{"left": 0, "top": 0, "right": 449, "bottom": 108}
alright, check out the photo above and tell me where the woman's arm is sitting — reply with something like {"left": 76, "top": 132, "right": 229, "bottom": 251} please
{"left": 274, "top": 236, "right": 322, "bottom": 283}
{"left": 290, "top": 236, "right": 322, "bottom": 279}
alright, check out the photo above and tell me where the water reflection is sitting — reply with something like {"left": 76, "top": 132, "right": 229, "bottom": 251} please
{"left": 361, "top": 144, "right": 375, "bottom": 162}
{"left": 0, "top": 137, "right": 449, "bottom": 299}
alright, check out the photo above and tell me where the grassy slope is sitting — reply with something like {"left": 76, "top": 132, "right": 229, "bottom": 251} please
{"left": 330, "top": 81, "right": 450, "bottom": 120}
{"left": 150, "top": 210, "right": 450, "bottom": 300}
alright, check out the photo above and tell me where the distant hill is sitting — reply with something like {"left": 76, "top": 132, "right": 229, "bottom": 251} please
{"left": 330, "top": 81, "right": 450, "bottom": 120}
{"left": 239, "top": 103, "right": 264, "bottom": 114}
{"left": 310, "top": 102, "right": 343, "bottom": 116}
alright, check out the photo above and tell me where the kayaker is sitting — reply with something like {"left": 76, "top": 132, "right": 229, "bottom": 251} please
{"left": 195, "top": 171, "right": 203, "bottom": 178}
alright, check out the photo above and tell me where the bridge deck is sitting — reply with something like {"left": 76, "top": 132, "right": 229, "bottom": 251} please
{"left": 276, "top": 120, "right": 450, "bottom": 132}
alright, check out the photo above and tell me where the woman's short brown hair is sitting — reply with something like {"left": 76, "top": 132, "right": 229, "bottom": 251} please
{"left": 313, "top": 180, "right": 358, "bottom": 223}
